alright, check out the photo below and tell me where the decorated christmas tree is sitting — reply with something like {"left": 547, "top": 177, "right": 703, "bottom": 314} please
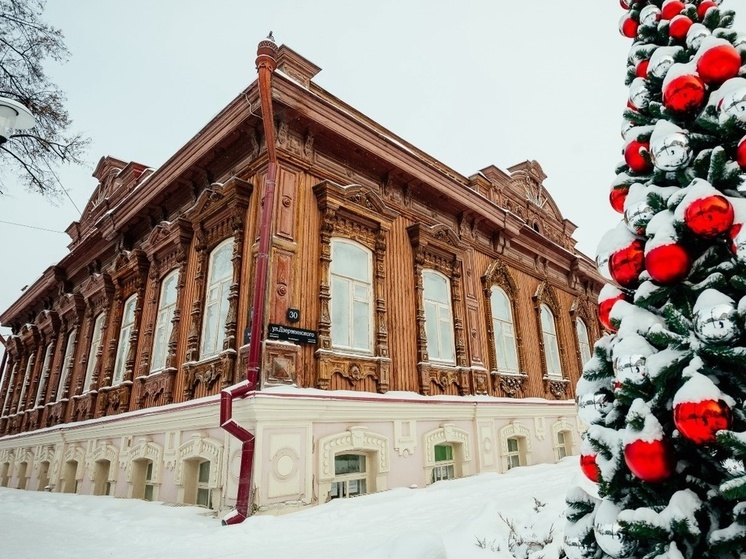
{"left": 565, "top": 1, "right": 746, "bottom": 558}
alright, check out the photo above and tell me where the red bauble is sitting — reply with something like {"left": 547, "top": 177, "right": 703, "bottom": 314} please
{"left": 669, "top": 15, "right": 693, "bottom": 40}
{"left": 662, "top": 74, "right": 706, "bottom": 113}
{"left": 610, "top": 239, "right": 645, "bottom": 287}
{"left": 624, "top": 438, "right": 675, "bottom": 482}
{"left": 620, "top": 14, "right": 638, "bottom": 38}
{"left": 684, "top": 195, "right": 734, "bottom": 237}
{"left": 697, "top": 44, "right": 742, "bottom": 84}
{"left": 661, "top": 0, "right": 686, "bottom": 20}
{"left": 738, "top": 136, "right": 746, "bottom": 169}
{"left": 697, "top": 0, "right": 718, "bottom": 19}
{"left": 620, "top": 0, "right": 630, "bottom": 8}
{"left": 599, "top": 292, "right": 626, "bottom": 331}
{"left": 624, "top": 140, "right": 652, "bottom": 173}
{"left": 580, "top": 454, "right": 601, "bottom": 483}
{"left": 636, "top": 59, "right": 650, "bottom": 78}
{"left": 645, "top": 243, "right": 691, "bottom": 284}
{"left": 674, "top": 399, "right": 732, "bottom": 444}
{"left": 610, "top": 186, "right": 629, "bottom": 214}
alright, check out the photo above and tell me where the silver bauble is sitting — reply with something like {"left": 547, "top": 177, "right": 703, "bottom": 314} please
{"left": 693, "top": 302, "right": 740, "bottom": 343}
{"left": 624, "top": 199, "right": 655, "bottom": 235}
{"left": 686, "top": 24, "right": 711, "bottom": 51}
{"left": 594, "top": 499, "right": 637, "bottom": 558}
{"left": 563, "top": 535, "right": 590, "bottom": 559}
{"left": 621, "top": 119, "right": 636, "bottom": 141}
{"left": 614, "top": 354, "right": 648, "bottom": 385}
{"left": 597, "top": 251, "right": 612, "bottom": 281}
{"left": 733, "top": 229, "right": 746, "bottom": 264}
{"left": 648, "top": 54, "right": 675, "bottom": 79}
{"left": 640, "top": 5, "right": 661, "bottom": 26}
{"left": 629, "top": 78, "right": 650, "bottom": 111}
{"left": 650, "top": 131, "right": 691, "bottom": 171}
{"left": 720, "top": 87, "right": 746, "bottom": 124}
{"left": 577, "top": 392, "right": 612, "bottom": 425}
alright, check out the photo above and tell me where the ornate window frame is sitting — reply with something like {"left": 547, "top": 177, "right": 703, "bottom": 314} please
{"left": 89, "top": 442, "right": 119, "bottom": 488}
{"left": 60, "top": 445, "right": 86, "bottom": 493}
{"left": 532, "top": 281, "right": 570, "bottom": 399}
{"left": 551, "top": 418, "right": 577, "bottom": 461}
{"left": 423, "top": 424, "right": 472, "bottom": 484}
{"left": 174, "top": 434, "right": 223, "bottom": 507}
{"left": 570, "top": 295, "right": 599, "bottom": 377}
{"left": 498, "top": 421, "right": 533, "bottom": 472}
{"left": 318, "top": 426, "right": 389, "bottom": 501}
{"left": 126, "top": 438, "right": 163, "bottom": 500}
{"left": 182, "top": 178, "right": 252, "bottom": 398}
{"left": 313, "top": 181, "right": 398, "bottom": 393}
{"left": 481, "top": 259, "right": 527, "bottom": 397}
{"left": 408, "top": 223, "right": 478, "bottom": 396}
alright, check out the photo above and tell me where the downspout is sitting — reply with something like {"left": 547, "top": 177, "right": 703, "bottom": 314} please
{"left": 220, "top": 35, "right": 279, "bottom": 526}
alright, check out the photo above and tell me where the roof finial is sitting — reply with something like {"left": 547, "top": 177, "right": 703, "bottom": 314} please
{"left": 267, "top": 31, "right": 275, "bottom": 42}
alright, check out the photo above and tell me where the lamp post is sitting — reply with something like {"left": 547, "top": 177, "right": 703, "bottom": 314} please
{"left": 0, "top": 97, "right": 35, "bottom": 144}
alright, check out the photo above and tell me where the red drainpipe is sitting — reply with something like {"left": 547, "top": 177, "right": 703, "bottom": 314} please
{"left": 220, "top": 35, "right": 279, "bottom": 526}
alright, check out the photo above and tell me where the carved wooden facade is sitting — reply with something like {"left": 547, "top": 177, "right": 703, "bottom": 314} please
{"left": 0, "top": 45, "right": 603, "bottom": 440}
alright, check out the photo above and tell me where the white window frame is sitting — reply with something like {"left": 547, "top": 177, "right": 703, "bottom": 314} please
{"left": 35, "top": 343, "right": 54, "bottom": 406}
{"left": 490, "top": 286, "right": 519, "bottom": 373}
{"left": 113, "top": 296, "right": 137, "bottom": 385}
{"left": 540, "top": 304, "right": 562, "bottom": 378}
{"left": 151, "top": 271, "right": 179, "bottom": 372}
{"left": 431, "top": 444, "right": 455, "bottom": 483}
{"left": 329, "top": 239, "right": 374, "bottom": 353}
{"left": 196, "top": 460, "right": 212, "bottom": 508}
{"left": 83, "top": 313, "right": 105, "bottom": 393}
{"left": 555, "top": 431, "right": 570, "bottom": 461}
{"left": 3, "top": 363, "right": 18, "bottom": 413}
{"left": 200, "top": 238, "right": 234, "bottom": 359}
{"left": 56, "top": 330, "right": 77, "bottom": 402}
{"left": 16, "top": 352, "right": 35, "bottom": 411}
{"left": 576, "top": 318, "right": 592, "bottom": 366}
{"left": 422, "top": 270, "right": 456, "bottom": 364}
{"left": 506, "top": 437, "right": 522, "bottom": 470}
{"left": 331, "top": 453, "right": 368, "bottom": 499}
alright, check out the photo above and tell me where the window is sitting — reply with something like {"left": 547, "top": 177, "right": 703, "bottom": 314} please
{"left": 93, "top": 460, "right": 111, "bottom": 496}
{"left": 576, "top": 318, "right": 592, "bottom": 366}
{"left": 432, "top": 444, "right": 455, "bottom": 483}
{"left": 330, "top": 240, "right": 373, "bottom": 353}
{"left": 196, "top": 460, "right": 212, "bottom": 508}
{"left": 506, "top": 437, "right": 522, "bottom": 470}
{"left": 151, "top": 271, "right": 178, "bottom": 372}
{"left": 113, "top": 296, "right": 137, "bottom": 385}
{"left": 56, "top": 330, "right": 77, "bottom": 402}
{"left": 17, "top": 352, "right": 35, "bottom": 411}
{"left": 35, "top": 343, "right": 54, "bottom": 406}
{"left": 540, "top": 305, "right": 562, "bottom": 377}
{"left": 1, "top": 462, "right": 9, "bottom": 487}
{"left": 144, "top": 461, "right": 155, "bottom": 501}
{"left": 490, "top": 287, "right": 519, "bottom": 373}
{"left": 2, "top": 363, "right": 18, "bottom": 413}
{"left": 83, "top": 314, "right": 105, "bottom": 392}
{"left": 17, "top": 462, "right": 28, "bottom": 490}
{"left": 556, "top": 431, "right": 570, "bottom": 461}
{"left": 37, "top": 461, "right": 50, "bottom": 491}
{"left": 422, "top": 270, "right": 455, "bottom": 364}
{"left": 200, "top": 240, "right": 233, "bottom": 359}
{"left": 331, "top": 454, "right": 367, "bottom": 499}
{"left": 62, "top": 460, "right": 78, "bottom": 493}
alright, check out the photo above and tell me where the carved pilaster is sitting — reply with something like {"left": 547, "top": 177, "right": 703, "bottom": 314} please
{"left": 186, "top": 237, "right": 207, "bottom": 363}
{"left": 317, "top": 208, "right": 335, "bottom": 352}
{"left": 374, "top": 230, "right": 389, "bottom": 361}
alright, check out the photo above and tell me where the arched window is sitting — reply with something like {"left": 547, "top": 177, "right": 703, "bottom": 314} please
{"left": 200, "top": 239, "right": 233, "bottom": 359}
{"left": 576, "top": 318, "right": 592, "bottom": 366}
{"left": 151, "top": 271, "right": 179, "bottom": 372}
{"left": 113, "top": 296, "right": 137, "bottom": 385}
{"left": 35, "top": 343, "right": 54, "bottom": 406}
{"left": 3, "top": 363, "right": 18, "bottom": 413}
{"left": 540, "top": 304, "right": 562, "bottom": 378}
{"left": 490, "top": 287, "right": 519, "bottom": 373}
{"left": 422, "top": 270, "right": 455, "bottom": 364}
{"left": 17, "top": 352, "right": 35, "bottom": 411}
{"left": 330, "top": 239, "right": 373, "bottom": 353}
{"left": 56, "top": 330, "right": 77, "bottom": 401}
{"left": 83, "top": 313, "right": 105, "bottom": 392}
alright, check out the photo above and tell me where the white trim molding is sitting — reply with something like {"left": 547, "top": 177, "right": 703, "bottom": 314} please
{"left": 498, "top": 421, "right": 533, "bottom": 471}
{"left": 423, "top": 423, "right": 472, "bottom": 483}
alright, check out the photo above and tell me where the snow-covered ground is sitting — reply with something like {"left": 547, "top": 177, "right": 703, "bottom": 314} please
{"left": 0, "top": 458, "right": 590, "bottom": 559}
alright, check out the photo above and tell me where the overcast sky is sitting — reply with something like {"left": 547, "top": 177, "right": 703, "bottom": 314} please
{"left": 1, "top": 0, "right": 743, "bottom": 344}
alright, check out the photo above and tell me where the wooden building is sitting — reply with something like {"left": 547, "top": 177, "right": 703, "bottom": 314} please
{"left": 0, "top": 42, "right": 603, "bottom": 515}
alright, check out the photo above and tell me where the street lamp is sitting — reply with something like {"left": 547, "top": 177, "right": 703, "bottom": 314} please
{"left": 0, "top": 97, "right": 35, "bottom": 145}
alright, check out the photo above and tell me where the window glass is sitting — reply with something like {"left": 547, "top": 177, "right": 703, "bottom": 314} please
{"left": 557, "top": 432, "right": 568, "bottom": 460}
{"left": 17, "top": 353, "right": 35, "bottom": 411}
{"left": 200, "top": 240, "right": 233, "bottom": 359}
{"left": 83, "top": 314, "right": 105, "bottom": 392}
{"left": 3, "top": 363, "right": 18, "bottom": 413}
{"left": 151, "top": 271, "right": 178, "bottom": 372}
{"left": 330, "top": 240, "right": 372, "bottom": 352}
{"left": 35, "top": 343, "right": 54, "bottom": 406}
{"left": 423, "top": 271, "right": 455, "bottom": 363}
{"left": 331, "top": 454, "right": 367, "bottom": 499}
{"left": 540, "top": 305, "right": 562, "bottom": 377}
{"left": 432, "top": 444, "right": 455, "bottom": 483}
{"left": 113, "top": 296, "right": 137, "bottom": 384}
{"left": 56, "top": 330, "right": 77, "bottom": 401}
{"left": 490, "top": 287, "right": 519, "bottom": 372}
{"left": 506, "top": 437, "right": 521, "bottom": 470}
{"left": 576, "top": 319, "right": 592, "bottom": 365}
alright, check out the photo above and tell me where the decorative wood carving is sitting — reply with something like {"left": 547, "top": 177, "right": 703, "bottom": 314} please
{"left": 313, "top": 181, "right": 398, "bottom": 394}
{"left": 262, "top": 341, "right": 299, "bottom": 387}
{"left": 316, "top": 352, "right": 390, "bottom": 393}
{"left": 136, "top": 369, "right": 177, "bottom": 408}
{"left": 418, "top": 363, "right": 469, "bottom": 396}
{"left": 70, "top": 392, "right": 97, "bottom": 422}
{"left": 533, "top": 281, "right": 569, "bottom": 393}
{"left": 44, "top": 399, "right": 67, "bottom": 427}
{"left": 96, "top": 383, "right": 132, "bottom": 417}
{"left": 495, "top": 371, "right": 528, "bottom": 397}
{"left": 545, "top": 377, "right": 570, "bottom": 399}
{"left": 182, "top": 352, "right": 236, "bottom": 399}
